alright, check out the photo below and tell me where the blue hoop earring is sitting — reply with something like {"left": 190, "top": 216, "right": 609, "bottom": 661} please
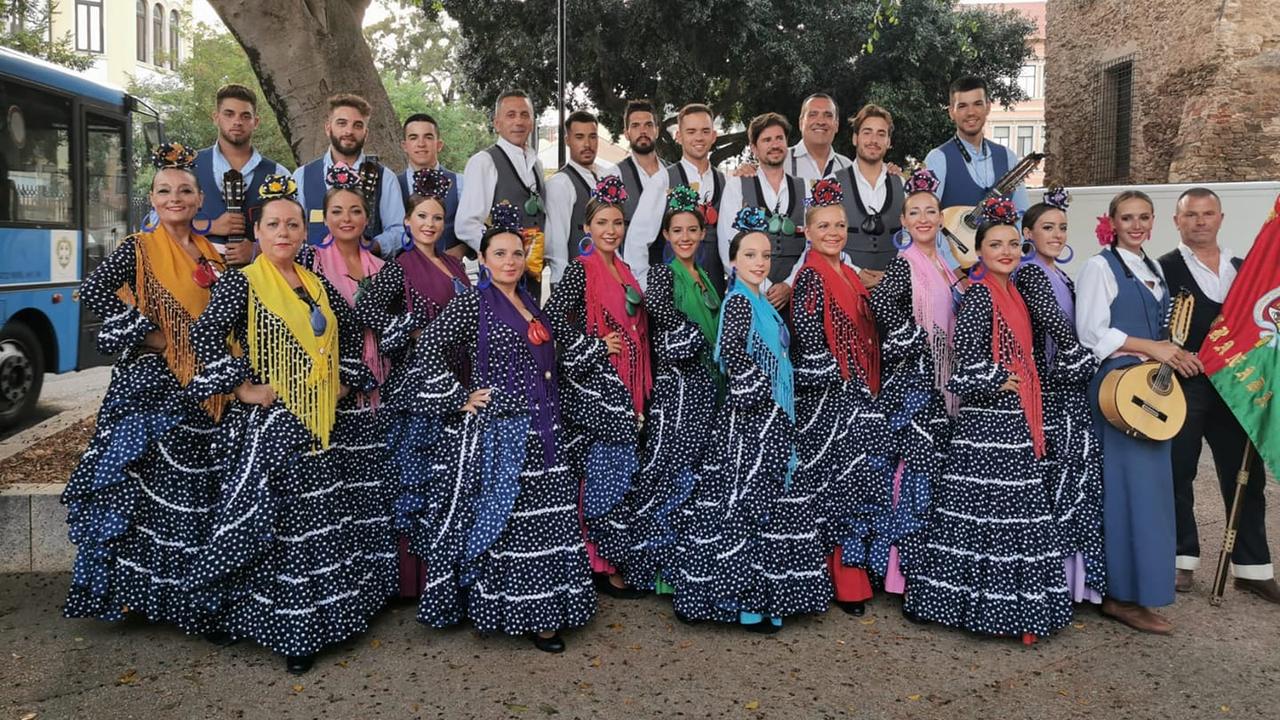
{"left": 578, "top": 233, "right": 594, "bottom": 257}
{"left": 1057, "top": 245, "right": 1074, "bottom": 264}
{"left": 892, "top": 230, "right": 912, "bottom": 251}
{"left": 360, "top": 235, "right": 376, "bottom": 251}
{"left": 968, "top": 261, "right": 987, "bottom": 282}
{"left": 477, "top": 265, "right": 492, "bottom": 289}
{"left": 401, "top": 223, "right": 414, "bottom": 250}
{"left": 190, "top": 212, "right": 213, "bottom": 236}
{"left": 141, "top": 212, "right": 159, "bottom": 233}
{"left": 728, "top": 267, "right": 737, "bottom": 290}
{"left": 314, "top": 233, "right": 335, "bottom": 248}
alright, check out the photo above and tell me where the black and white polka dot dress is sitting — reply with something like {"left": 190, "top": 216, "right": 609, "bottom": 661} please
{"left": 789, "top": 268, "right": 890, "bottom": 567}
{"left": 1013, "top": 263, "right": 1106, "bottom": 599}
{"left": 902, "top": 283, "right": 1073, "bottom": 638}
{"left": 396, "top": 289, "right": 596, "bottom": 636}
{"left": 672, "top": 293, "right": 831, "bottom": 623}
{"left": 589, "top": 263, "right": 719, "bottom": 591}
{"left": 184, "top": 269, "right": 384, "bottom": 658}
{"left": 62, "top": 235, "right": 225, "bottom": 634}
{"left": 866, "top": 256, "right": 955, "bottom": 586}
{"left": 543, "top": 260, "right": 643, "bottom": 575}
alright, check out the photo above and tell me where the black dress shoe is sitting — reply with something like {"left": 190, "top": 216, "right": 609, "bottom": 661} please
{"left": 530, "top": 633, "right": 566, "bottom": 653}
{"left": 285, "top": 654, "right": 315, "bottom": 675}
{"left": 593, "top": 573, "right": 648, "bottom": 600}
{"left": 202, "top": 630, "right": 238, "bottom": 647}
{"left": 1235, "top": 577, "right": 1280, "bottom": 604}
{"left": 836, "top": 601, "right": 866, "bottom": 617}
{"left": 742, "top": 620, "right": 780, "bottom": 634}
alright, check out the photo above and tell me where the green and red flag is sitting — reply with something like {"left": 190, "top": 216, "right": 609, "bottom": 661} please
{"left": 1200, "top": 194, "right": 1280, "bottom": 480}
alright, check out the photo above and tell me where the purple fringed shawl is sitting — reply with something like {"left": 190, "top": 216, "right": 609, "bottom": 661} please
{"left": 398, "top": 247, "right": 471, "bottom": 319}
{"left": 1026, "top": 253, "right": 1075, "bottom": 363}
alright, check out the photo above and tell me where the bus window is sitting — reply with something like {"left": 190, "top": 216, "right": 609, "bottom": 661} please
{"left": 85, "top": 114, "right": 128, "bottom": 273}
{"left": 0, "top": 80, "right": 73, "bottom": 226}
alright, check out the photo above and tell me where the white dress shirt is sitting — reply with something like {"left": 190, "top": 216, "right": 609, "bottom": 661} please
{"left": 1076, "top": 247, "right": 1167, "bottom": 361}
{"left": 851, "top": 161, "right": 888, "bottom": 212}
{"left": 1176, "top": 243, "right": 1238, "bottom": 303}
{"left": 624, "top": 157, "right": 719, "bottom": 290}
{"left": 455, "top": 137, "right": 543, "bottom": 251}
{"left": 544, "top": 160, "right": 618, "bottom": 283}
{"left": 787, "top": 142, "right": 853, "bottom": 184}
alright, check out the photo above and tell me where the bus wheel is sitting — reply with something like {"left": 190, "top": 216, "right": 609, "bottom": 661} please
{"left": 0, "top": 322, "right": 44, "bottom": 429}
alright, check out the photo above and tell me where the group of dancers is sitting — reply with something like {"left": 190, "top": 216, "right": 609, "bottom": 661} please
{"left": 61, "top": 80, "right": 1276, "bottom": 677}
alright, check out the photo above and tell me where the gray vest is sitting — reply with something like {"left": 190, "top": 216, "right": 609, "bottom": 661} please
{"left": 741, "top": 174, "right": 807, "bottom": 285}
{"left": 835, "top": 166, "right": 903, "bottom": 272}
{"left": 617, "top": 155, "right": 664, "bottom": 222}
{"left": 557, "top": 165, "right": 595, "bottom": 261}
{"left": 486, "top": 144, "right": 545, "bottom": 228}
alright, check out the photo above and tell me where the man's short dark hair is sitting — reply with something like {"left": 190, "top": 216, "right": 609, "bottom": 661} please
{"left": 677, "top": 103, "right": 714, "bottom": 128}
{"left": 328, "top": 93, "right": 372, "bottom": 117}
{"left": 216, "top": 83, "right": 257, "bottom": 111}
{"left": 949, "top": 76, "right": 988, "bottom": 100}
{"left": 494, "top": 89, "right": 533, "bottom": 118}
{"left": 849, "top": 104, "right": 895, "bottom": 136}
{"left": 403, "top": 113, "right": 439, "bottom": 136}
{"left": 623, "top": 99, "right": 656, "bottom": 127}
{"left": 800, "top": 92, "right": 839, "bottom": 122}
{"left": 565, "top": 110, "right": 598, "bottom": 134}
{"left": 1177, "top": 187, "right": 1222, "bottom": 208}
{"left": 747, "top": 112, "right": 791, "bottom": 146}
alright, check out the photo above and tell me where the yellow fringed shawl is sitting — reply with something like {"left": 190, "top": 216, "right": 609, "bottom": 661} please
{"left": 241, "top": 255, "right": 340, "bottom": 448}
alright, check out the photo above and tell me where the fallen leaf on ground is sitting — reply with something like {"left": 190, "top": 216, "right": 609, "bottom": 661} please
{"left": 538, "top": 704, "right": 559, "bottom": 715}
{"left": 20, "top": 713, "right": 37, "bottom": 720}
{"left": 860, "top": 618, "right": 876, "bottom": 625}
{"left": 907, "top": 694, "right": 922, "bottom": 701}
{"left": 745, "top": 700, "right": 760, "bottom": 710}
{"left": 1072, "top": 622, "right": 1086, "bottom": 629}
{"left": 116, "top": 669, "right": 138, "bottom": 686}
{"left": 1221, "top": 705, "right": 1231, "bottom": 713}
{"left": 292, "top": 684, "right": 303, "bottom": 693}
{"left": 370, "top": 638, "right": 382, "bottom": 649}
{"left": 589, "top": 656, "right": 601, "bottom": 667}
{"left": 503, "top": 703, "right": 528, "bottom": 713}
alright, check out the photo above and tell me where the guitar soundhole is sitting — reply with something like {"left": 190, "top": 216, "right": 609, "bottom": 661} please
{"left": 1146, "top": 367, "right": 1172, "bottom": 396}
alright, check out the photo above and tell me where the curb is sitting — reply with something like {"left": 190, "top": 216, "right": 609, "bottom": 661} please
{"left": 0, "top": 404, "right": 100, "bottom": 464}
{"left": 0, "top": 483, "right": 73, "bottom": 572}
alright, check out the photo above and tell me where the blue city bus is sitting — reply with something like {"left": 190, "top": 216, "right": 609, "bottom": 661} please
{"left": 0, "top": 47, "right": 161, "bottom": 427}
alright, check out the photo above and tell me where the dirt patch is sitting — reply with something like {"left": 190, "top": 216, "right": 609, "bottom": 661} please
{"left": 0, "top": 417, "right": 95, "bottom": 489}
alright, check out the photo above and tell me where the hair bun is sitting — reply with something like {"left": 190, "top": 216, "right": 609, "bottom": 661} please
{"left": 325, "top": 162, "right": 363, "bottom": 191}
{"left": 258, "top": 173, "right": 298, "bottom": 201}
{"left": 805, "top": 178, "right": 844, "bottom": 209}
{"left": 1043, "top": 186, "right": 1071, "bottom": 211}
{"left": 150, "top": 142, "right": 196, "bottom": 170}
{"left": 732, "top": 206, "right": 769, "bottom": 233}
{"left": 666, "top": 184, "right": 701, "bottom": 214}
{"left": 487, "top": 201, "right": 524, "bottom": 234}
{"left": 590, "top": 175, "right": 628, "bottom": 205}
{"left": 412, "top": 168, "right": 453, "bottom": 199}
{"left": 979, "top": 197, "right": 1019, "bottom": 227}
{"left": 903, "top": 166, "right": 941, "bottom": 196}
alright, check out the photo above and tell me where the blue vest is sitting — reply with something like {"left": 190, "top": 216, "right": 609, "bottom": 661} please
{"left": 397, "top": 166, "right": 461, "bottom": 252}
{"left": 1100, "top": 247, "right": 1169, "bottom": 344}
{"left": 301, "top": 156, "right": 388, "bottom": 245}
{"left": 194, "top": 146, "right": 280, "bottom": 245}
{"left": 936, "top": 138, "right": 1009, "bottom": 209}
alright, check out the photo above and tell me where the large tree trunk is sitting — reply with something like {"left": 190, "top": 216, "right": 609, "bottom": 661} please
{"left": 207, "top": 0, "right": 403, "bottom": 171}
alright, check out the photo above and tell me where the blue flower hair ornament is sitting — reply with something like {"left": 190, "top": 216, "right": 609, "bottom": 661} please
{"left": 412, "top": 168, "right": 453, "bottom": 200}
{"left": 590, "top": 175, "right": 628, "bottom": 205}
{"left": 1043, "top": 186, "right": 1071, "bottom": 211}
{"left": 487, "top": 201, "right": 525, "bottom": 234}
{"left": 805, "top": 178, "right": 844, "bottom": 209}
{"left": 979, "top": 196, "right": 1020, "bottom": 227}
{"left": 326, "top": 162, "right": 362, "bottom": 191}
{"left": 733, "top": 206, "right": 769, "bottom": 233}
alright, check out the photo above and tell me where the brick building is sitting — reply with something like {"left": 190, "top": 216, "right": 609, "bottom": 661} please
{"left": 1045, "top": 0, "right": 1280, "bottom": 186}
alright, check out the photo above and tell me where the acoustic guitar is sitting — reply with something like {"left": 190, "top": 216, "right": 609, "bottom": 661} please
{"left": 359, "top": 155, "right": 382, "bottom": 252}
{"left": 1097, "top": 289, "right": 1195, "bottom": 441}
{"left": 940, "top": 151, "right": 1045, "bottom": 270}
{"left": 221, "top": 168, "right": 248, "bottom": 266}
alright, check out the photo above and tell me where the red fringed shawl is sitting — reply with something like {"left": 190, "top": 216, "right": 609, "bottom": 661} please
{"left": 581, "top": 251, "right": 652, "bottom": 414}
{"left": 980, "top": 275, "right": 1046, "bottom": 458}
{"left": 800, "top": 255, "right": 881, "bottom": 394}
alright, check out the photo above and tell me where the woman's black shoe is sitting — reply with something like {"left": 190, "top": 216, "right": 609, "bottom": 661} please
{"left": 203, "top": 630, "right": 238, "bottom": 647}
{"left": 593, "top": 573, "right": 648, "bottom": 600}
{"left": 743, "top": 620, "right": 780, "bottom": 635}
{"left": 836, "top": 601, "right": 866, "bottom": 617}
{"left": 285, "top": 654, "right": 316, "bottom": 675}
{"left": 530, "top": 633, "right": 566, "bottom": 653}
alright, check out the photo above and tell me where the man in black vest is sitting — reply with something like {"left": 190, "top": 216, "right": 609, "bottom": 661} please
{"left": 1159, "top": 187, "right": 1280, "bottom": 603}
{"left": 834, "top": 104, "right": 904, "bottom": 287}
{"left": 624, "top": 103, "right": 724, "bottom": 292}
{"left": 615, "top": 99, "right": 666, "bottom": 228}
{"left": 456, "top": 89, "right": 545, "bottom": 254}
{"left": 544, "top": 110, "right": 617, "bottom": 285}
{"left": 193, "top": 84, "right": 290, "bottom": 265}
{"left": 716, "top": 112, "right": 804, "bottom": 308}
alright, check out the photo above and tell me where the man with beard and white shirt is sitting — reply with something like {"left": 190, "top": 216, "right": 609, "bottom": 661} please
{"left": 715, "top": 112, "right": 805, "bottom": 308}
{"left": 397, "top": 113, "right": 464, "bottom": 258}
{"left": 833, "top": 104, "right": 904, "bottom": 287}
{"left": 293, "top": 93, "right": 404, "bottom": 254}
{"left": 193, "top": 83, "right": 290, "bottom": 266}
{"left": 624, "top": 103, "right": 725, "bottom": 292}
{"left": 456, "top": 90, "right": 546, "bottom": 253}
{"left": 787, "top": 93, "right": 853, "bottom": 184}
{"left": 615, "top": 99, "right": 667, "bottom": 226}
{"left": 544, "top": 110, "right": 618, "bottom": 284}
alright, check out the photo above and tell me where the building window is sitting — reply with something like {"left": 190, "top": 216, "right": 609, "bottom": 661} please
{"left": 152, "top": 3, "right": 164, "bottom": 67}
{"left": 992, "top": 126, "right": 1011, "bottom": 148}
{"left": 1093, "top": 57, "right": 1134, "bottom": 183}
{"left": 1016, "top": 126, "right": 1035, "bottom": 158}
{"left": 168, "top": 10, "right": 179, "bottom": 69}
{"left": 75, "top": 0, "right": 104, "bottom": 54}
{"left": 136, "top": 1, "right": 146, "bottom": 62}
{"left": 1017, "top": 64, "right": 1038, "bottom": 99}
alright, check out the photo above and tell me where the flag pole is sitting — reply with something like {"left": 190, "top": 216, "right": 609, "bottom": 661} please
{"left": 1211, "top": 440, "right": 1256, "bottom": 605}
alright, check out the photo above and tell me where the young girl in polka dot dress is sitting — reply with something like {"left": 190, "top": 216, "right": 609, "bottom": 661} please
{"left": 63, "top": 143, "right": 231, "bottom": 637}
{"left": 672, "top": 213, "right": 832, "bottom": 631}
{"left": 903, "top": 198, "right": 1072, "bottom": 643}
{"left": 186, "top": 177, "right": 384, "bottom": 674}
{"left": 591, "top": 185, "right": 722, "bottom": 595}
{"left": 396, "top": 203, "right": 596, "bottom": 654}
{"left": 543, "top": 176, "right": 652, "bottom": 599}
{"left": 356, "top": 169, "right": 472, "bottom": 599}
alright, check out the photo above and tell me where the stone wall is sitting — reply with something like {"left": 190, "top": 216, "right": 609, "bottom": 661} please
{"left": 1045, "top": 0, "right": 1280, "bottom": 185}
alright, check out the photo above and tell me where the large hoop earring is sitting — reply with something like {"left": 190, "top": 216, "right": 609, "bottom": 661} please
{"left": 314, "top": 233, "right": 335, "bottom": 248}
{"left": 968, "top": 260, "right": 987, "bottom": 282}
{"left": 190, "top": 212, "right": 213, "bottom": 236}
{"left": 477, "top": 265, "right": 492, "bottom": 289}
{"left": 1057, "top": 245, "right": 1075, "bottom": 264}
{"left": 360, "top": 234, "right": 376, "bottom": 251}
{"left": 401, "top": 224, "right": 413, "bottom": 250}
{"left": 578, "top": 233, "right": 594, "bottom": 257}
{"left": 1021, "top": 241, "right": 1035, "bottom": 258}
{"left": 141, "top": 212, "right": 159, "bottom": 233}
{"left": 892, "top": 230, "right": 912, "bottom": 251}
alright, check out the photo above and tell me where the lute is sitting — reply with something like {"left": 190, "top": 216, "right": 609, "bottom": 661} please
{"left": 940, "top": 150, "right": 1045, "bottom": 270}
{"left": 1097, "top": 289, "right": 1194, "bottom": 441}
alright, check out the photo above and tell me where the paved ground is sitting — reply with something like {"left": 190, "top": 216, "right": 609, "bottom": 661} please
{"left": 2, "top": 460, "right": 1278, "bottom": 719}
{"left": 0, "top": 367, "right": 110, "bottom": 449}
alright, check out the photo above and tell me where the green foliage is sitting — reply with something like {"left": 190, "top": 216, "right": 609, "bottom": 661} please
{"left": 128, "top": 22, "right": 294, "bottom": 166}
{"left": 0, "top": 0, "right": 95, "bottom": 71}
{"left": 380, "top": 72, "right": 495, "bottom": 171}
{"left": 435, "top": 0, "right": 1033, "bottom": 163}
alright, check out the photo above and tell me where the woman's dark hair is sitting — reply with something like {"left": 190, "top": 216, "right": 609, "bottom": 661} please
{"left": 975, "top": 220, "right": 1020, "bottom": 249}
{"left": 1021, "top": 202, "right": 1066, "bottom": 234}
{"left": 661, "top": 207, "right": 705, "bottom": 233}
{"left": 255, "top": 196, "right": 306, "bottom": 225}
{"left": 405, "top": 193, "right": 447, "bottom": 217}
{"left": 480, "top": 227, "right": 524, "bottom": 254}
{"left": 322, "top": 185, "right": 371, "bottom": 216}
{"left": 728, "top": 229, "right": 768, "bottom": 261}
